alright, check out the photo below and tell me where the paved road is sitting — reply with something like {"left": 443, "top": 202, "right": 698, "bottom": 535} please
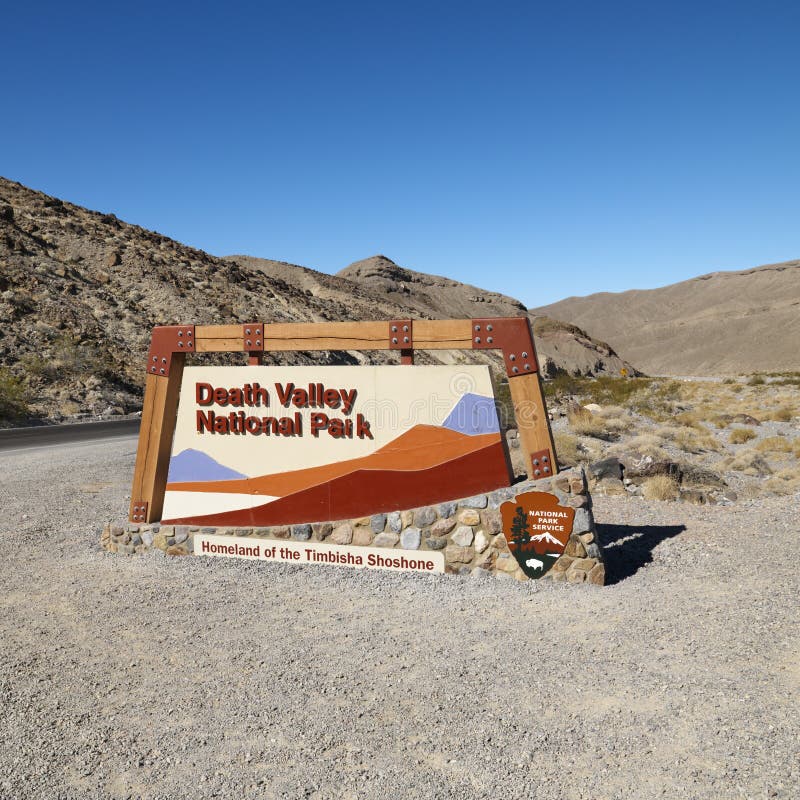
{"left": 0, "top": 418, "right": 139, "bottom": 452}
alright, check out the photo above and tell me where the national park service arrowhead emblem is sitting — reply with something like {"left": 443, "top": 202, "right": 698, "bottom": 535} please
{"left": 500, "top": 491, "right": 574, "bottom": 579}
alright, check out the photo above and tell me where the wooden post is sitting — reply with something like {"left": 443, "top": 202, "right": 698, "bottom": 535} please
{"left": 472, "top": 316, "right": 559, "bottom": 479}
{"left": 508, "top": 371, "right": 559, "bottom": 478}
{"left": 129, "top": 355, "right": 185, "bottom": 523}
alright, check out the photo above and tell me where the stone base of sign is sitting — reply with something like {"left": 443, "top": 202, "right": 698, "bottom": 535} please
{"left": 101, "top": 467, "right": 605, "bottom": 584}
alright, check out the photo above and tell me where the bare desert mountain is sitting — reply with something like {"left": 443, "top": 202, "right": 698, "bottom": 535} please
{"left": 336, "top": 255, "right": 528, "bottom": 318}
{"left": 230, "top": 253, "right": 635, "bottom": 379}
{"left": 532, "top": 260, "right": 800, "bottom": 375}
{"left": 0, "top": 177, "right": 634, "bottom": 421}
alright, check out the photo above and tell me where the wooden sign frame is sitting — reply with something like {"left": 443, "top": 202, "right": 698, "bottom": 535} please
{"left": 129, "top": 317, "right": 558, "bottom": 523}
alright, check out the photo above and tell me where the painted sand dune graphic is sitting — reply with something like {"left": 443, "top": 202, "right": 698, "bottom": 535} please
{"left": 162, "top": 424, "right": 511, "bottom": 526}
{"left": 168, "top": 425, "right": 494, "bottom": 497}
{"left": 163, "top": 436, "right": 509, "bottom": 527}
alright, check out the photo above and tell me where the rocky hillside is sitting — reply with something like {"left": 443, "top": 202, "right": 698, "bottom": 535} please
{"left": 532, "top": 260, "right": 800, "bottom": 375}
{"left": 337, "top": 255, "right": 528, "bottom": 318}
{"left": 0, "top": 177, "right": 634, "bottom": 423}
{"left": 237, "top": 254, "right": 635, "bottom": 378}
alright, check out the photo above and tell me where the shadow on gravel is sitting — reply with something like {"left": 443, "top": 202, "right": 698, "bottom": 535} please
{"left": 596, "top": 523, "right": 687, "bottom": 584}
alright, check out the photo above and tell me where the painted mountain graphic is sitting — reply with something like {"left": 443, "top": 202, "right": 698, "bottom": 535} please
{"left": 531, "top": 531, "right": 562, "bottom": 546}
{"left": 442, "top": 393, "right": 500, "bottom": 435}
{"left": 167, "top": 449, "right": 247, "bottom": 483}
{"left": 163, "top": 424, "right": 511, "bottom": 526}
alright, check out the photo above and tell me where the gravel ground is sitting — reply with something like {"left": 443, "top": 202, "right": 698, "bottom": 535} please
{"left": 0, "top": 438, "right": 798, "bottom": 800}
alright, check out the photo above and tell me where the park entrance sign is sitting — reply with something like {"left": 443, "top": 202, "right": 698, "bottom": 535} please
{"left": 161, "top": 364, "right": 511, "bottom": 526}
{"left": 130, "top": 318, "right": 557, "bottom": 525}
{"left": 123, "top": 318, "right": 574, "bottom": 578}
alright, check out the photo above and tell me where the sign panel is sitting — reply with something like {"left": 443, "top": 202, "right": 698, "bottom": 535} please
{"left": 195, "top": 534, "right": 445, "bottom": 574}
{"left": 161, "top": 365, "right": 511, "bottom": 526}
{"left": 500, "top": 491, "right": 574, "bottom": 579}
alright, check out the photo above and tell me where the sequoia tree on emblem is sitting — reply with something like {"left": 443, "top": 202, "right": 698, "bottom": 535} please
{"left": 500, "top": 491, "right": 575, "bottom": 579}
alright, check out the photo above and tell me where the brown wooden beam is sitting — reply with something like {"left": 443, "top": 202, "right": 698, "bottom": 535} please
{"left": 130, "top": 356, "right": 185, "bottom": 523}
{"left": 508, "top": 371, "right": 558, "bottom": 477}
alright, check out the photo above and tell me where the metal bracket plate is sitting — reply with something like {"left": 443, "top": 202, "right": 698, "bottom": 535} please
{"left": 130, "top": 500, "right": 149, "bottom": 523}
{"left": 389, "top": 319, "right": 413, "bottom": 350}
{"left": 147, "top": 325, "right": 195, "bottom": 377}
{"left": 471, "top": 317, "right": 538, "bottom": 378}
{"left": 529, "top": 448, "right": 553, "bottom": 479}
{"left": 242, "top": 323, "right": 264, "bottom": 352}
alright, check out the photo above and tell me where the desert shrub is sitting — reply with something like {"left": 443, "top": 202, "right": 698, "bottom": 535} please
{"left": 657, "top": 424, "right": 720, "bottom": 453}
{"left": 592, "top": 405, "right": 631, "bottom": 434}
{"left": 642, "top": 475, "right": 680, "bottom": 501}
{"left": 720, "top": 450, "right": 773, "bottom": 476}
{"left": 585, "top": 376, "right": 658, "bottom": 406}
{"left": 722, "top": 377, "right": 736, "bottom": 385}
{"left": 747, "top": 374, "right": 765, "bottom": 386}
{"left": 655, "top": 425, "right": 680, "bottom": 441}
{"left": 676, "top": 427, "right": 720, "bottom": 453}
{"left": 554, "top": 432, "right": 582, "bottom": 467}
{"left": 567, "top": 407, "right": 612, "bottom": 438}
{"left": 729, "top": 428, "right": 757, "bottom": 444}
{"left": 764, "top": 466, "right": 800, "bottom": 495}
{"left": 611, "top": 433, "right": 670, "bottom": 460}
{"left": 674, "top": 410, "right": 705, "bottom": 429}
{"left": 629, "top": 380, "right": 685, "bottom": 421}
{"left": 754, "top": 436, "right": 792, "bottom": 454}
{"left": 711, "top": 415, "right": 731, "bottom": 429}
{"left": 764, "top": 406, "right": 795, "bottom": 422}
{"left": 628, "top": 433, "right": 669, "bottom": 457}
{"left": 543, "top": 372, "right": 585, "bottom": 401}
{"left": 543, "top": 375, "right": 693, "bottom": 423}
{"left": 20, "top": 334, "right": 111, "bottom": 382}
{"left": 0, "top": 368, "right": 29, "bottom": 422}
{"left": 594, "top": 403, "right": 626, "bottom": 419}
{"left": 793, "top": 439, "right": 800, "bottom": 459}
{"left": 769, "top": 372, "right": 800, "bottom": 387}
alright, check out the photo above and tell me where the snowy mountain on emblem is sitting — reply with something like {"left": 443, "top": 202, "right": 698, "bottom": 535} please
{"left": 531, "top": 531, "right": 562, "bottom": 545}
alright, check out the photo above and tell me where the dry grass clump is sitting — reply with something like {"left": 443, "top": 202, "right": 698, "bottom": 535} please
{"left": 729, "top": 427, "right": 757, "bottom": 444}
{"left": 656, "top": 424, "right": 721, "bottom": 454}
{"left": 554, "top": 432, "right": 582, "bottom": 467}
{"left": 567, "top": 407, "right": 619, "bottom": 439}
{"left": 793, "top": 439, "right": 800, "bottom": 459}
{"left": 763, "top": 406, "right": 795, "bottom": 422}
{"left": 754, "top": 436, "right": 792, "bottom": 454}
{"left": 612, "top": 433, "right": 670, "bottom": 460}
{"left": 642, "top": 475, "right": 680, "bottom": 501}
{"left": 764, "top": 466, "right": 800, "bottom": 495}
{"left": 674, "top": 410, "right": 706, "bottom": 429}
{"left": 768, "top": 372, "right": 800, "bottom": 387}
{"left": 677, "top": 427, "right": 721, "bottom": 453}
{"left": 594, "top": 404, "right": 627, "bottom": 420}
{"left": 720, "top": 450, "right": 773, "bottom": 476}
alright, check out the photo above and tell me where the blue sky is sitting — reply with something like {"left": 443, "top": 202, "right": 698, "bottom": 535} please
{"left": 2, "top": 1, "right": 798, "bottom": 305}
